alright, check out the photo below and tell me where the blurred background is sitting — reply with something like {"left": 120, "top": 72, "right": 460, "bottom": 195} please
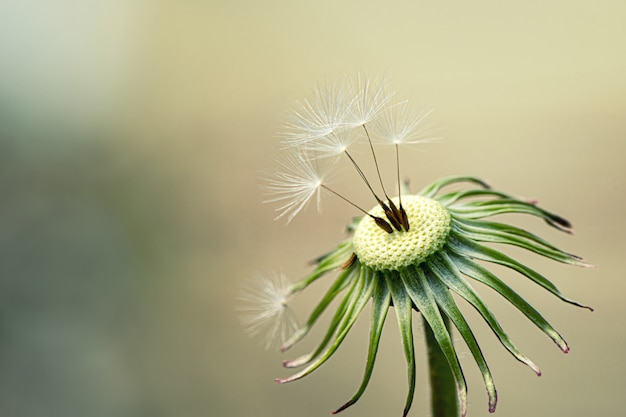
{"left": 0, "top": 1, "right": 624, "bottom": 416}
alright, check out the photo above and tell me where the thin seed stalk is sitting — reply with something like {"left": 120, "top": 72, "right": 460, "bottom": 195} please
{"left": 423, "top": 314, "right": 459, "bottom": 417}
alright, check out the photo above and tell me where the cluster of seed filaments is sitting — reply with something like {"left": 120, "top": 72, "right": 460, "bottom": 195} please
{"left": 353, "top": 195, "right": 451, "bottom": 270}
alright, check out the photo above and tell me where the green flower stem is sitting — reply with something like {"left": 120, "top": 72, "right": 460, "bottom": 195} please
{"left": 423, "top": 314, "right": 459, "bottom": 417}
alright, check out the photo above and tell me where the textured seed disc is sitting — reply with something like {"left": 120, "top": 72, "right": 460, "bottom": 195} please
{"left": 353, "top": 195, "right": 451, "bottom": 271}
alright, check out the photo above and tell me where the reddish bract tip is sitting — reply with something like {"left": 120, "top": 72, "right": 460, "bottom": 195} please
{"left": 488, "top": 392, "right": 498, "bottom": 413}
{"left": 282, "top": 359, "right": 301, "bottom": 368}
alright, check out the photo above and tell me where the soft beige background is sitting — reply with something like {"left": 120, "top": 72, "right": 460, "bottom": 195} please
{"left": 0, "top": 1, "right": 624, "bottom": 416}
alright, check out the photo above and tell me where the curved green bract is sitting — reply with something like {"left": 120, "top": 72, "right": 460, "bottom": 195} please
{"left": 331, "top": 275, "right": 390, "bottom": 414}
{"left": 424, "top": 268, "right": 497, "bottom": 412}
{"left": 387, "top": 272, "right": 417, "bottom": 417}
{"left": 401, "top": 266, "right": 468, "bottom": 417}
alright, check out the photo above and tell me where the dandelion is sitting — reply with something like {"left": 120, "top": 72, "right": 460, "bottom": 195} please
{"left": 249, "top": 77, "right": 592, "bottom": 417}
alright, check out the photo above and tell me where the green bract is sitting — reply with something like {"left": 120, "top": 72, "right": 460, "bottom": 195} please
{"left": 277, "top": 176, "right": 591, "bottom": 417}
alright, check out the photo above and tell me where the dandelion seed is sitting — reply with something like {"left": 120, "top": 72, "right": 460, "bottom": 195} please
{"left": 264, "top": 149, "right": 331, "bottom": 223}
{"left": 264, "top": 146, "right": 395, "bottom": 231}
{"left": 238, "top": 272, "right": 299, "bottom": 350}
{"left": 280, "top": 79, "right": 353, "bottom": 146}
{"left": 345, "top": 74, "right": 394, "bottom": 127}
{"left": 300, "top": 127, "right": 359, "bottom": 159}
{"left": 371, "top": 99, "right": 438, "bottom": 223}
{"left": 372, "top": 100, "right": 437, "bottom": 147}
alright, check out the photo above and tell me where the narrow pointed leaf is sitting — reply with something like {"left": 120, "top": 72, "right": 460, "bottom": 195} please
{"left": 424, "top": 267, "right": 498, "bottom": 412}
{"left": 400, "top": 266, "right": 468, "bottom": 417}
{"left": 277, "top": 268, "right": 374, "bottom": 382}
{"left": 451, "top": 220, "right": 589, "bottom": 267}
{"left": 385, "top": 271, "right": 416, "bottom": 417}
{"left": 451, "top": 217, "right": 578, "bottom": 255}
{"left": 448, "top": 251, "right": 569, "bottom": 353}
{"left": 332, "top": 273, "right": 391, "bottom": 414}
{"left": 419, "top": 176, "right": 490, "bottom": 199}
{"left": 282, "top": 266, "right": 354, "bottom": 352}
{"left": 429, "top": 253, "right": 541, "bottom": 375}
{"left": 435, "top": 189, "right": 512, "bottom": 207}
{"left": 448, "top": 233, "right": 593, "bottom": 311}
{"left": 291, "top": 241, "right": 354, "bottom": 292}
{"left": 283, "top": 268, "right": 360, "bottom": 368}
{"left": 449, "top": 199, "right": 572, "bottom": 232}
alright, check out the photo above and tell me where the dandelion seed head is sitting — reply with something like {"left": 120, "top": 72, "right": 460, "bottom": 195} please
{"left": 353, "top": 195, "right": 451, "bottom": 270}
{"left": 238, "top": 272, "right": 299, "bottom": 350}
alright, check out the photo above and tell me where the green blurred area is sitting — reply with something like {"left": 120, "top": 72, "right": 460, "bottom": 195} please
{"left": 0, "top": 1, "right": 624, "bottom": 416}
